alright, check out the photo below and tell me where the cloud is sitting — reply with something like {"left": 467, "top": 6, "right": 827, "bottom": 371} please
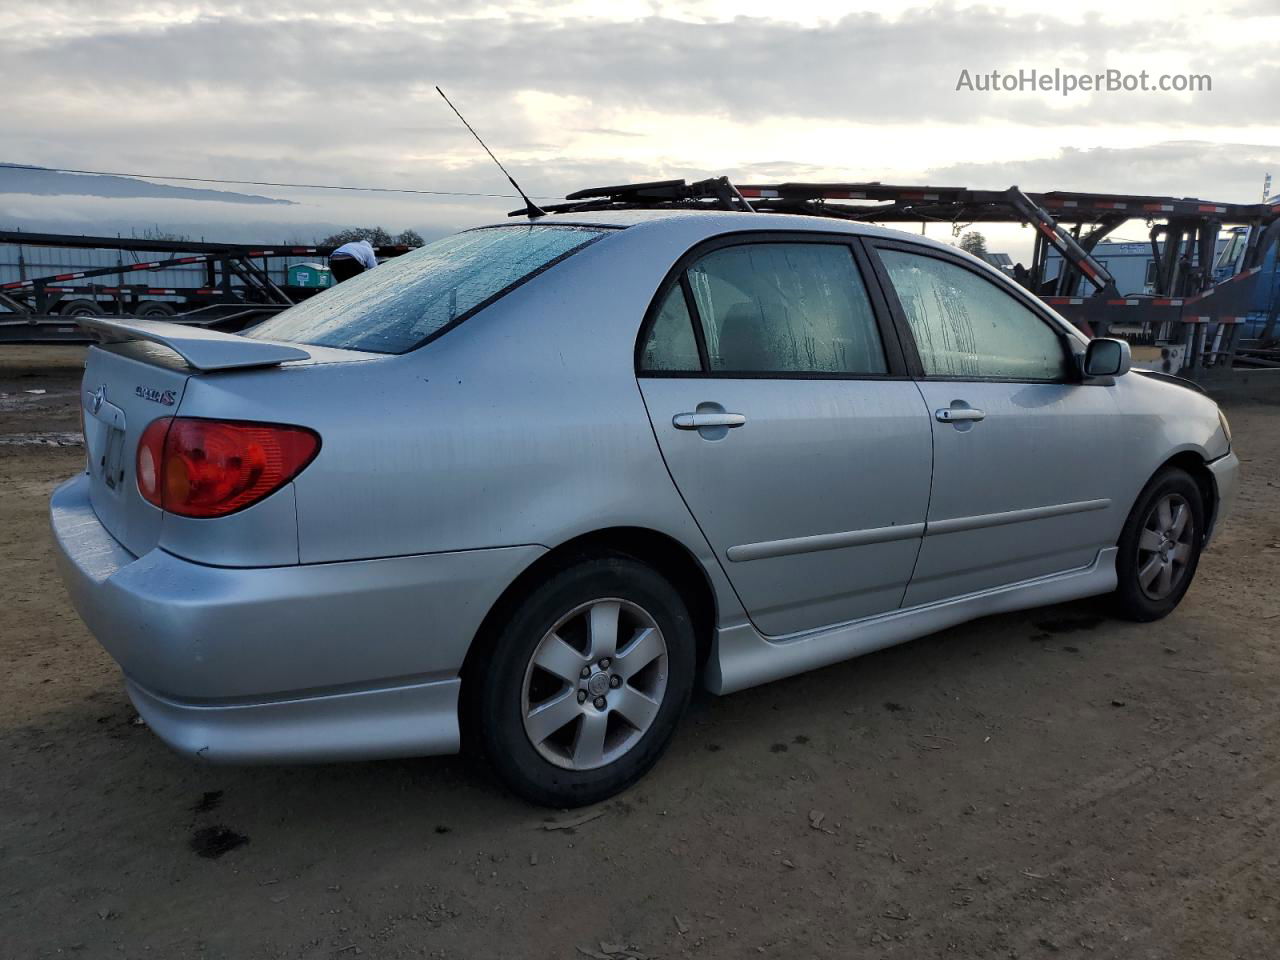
{"left": 2, "top": 3, "right": 1273, "bottom": 244}
{"left": 1227, "top": 0, "right": 1280, "bottom": 14}
{"left": 575, "top": 127, "right": 645, "bottom": 138}
{"left": 5, "top": 7, "right": 1272, "bottom": 132}
{"left": 922, "top": 140, "right": 1279, "bottom": 204}
{"left": 0, "top": 165, "right": 293, "bottom": 204}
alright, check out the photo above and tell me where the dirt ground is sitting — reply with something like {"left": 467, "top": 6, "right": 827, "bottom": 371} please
{"left": 2, "top": 346, "right": 1279, "bottom": 960}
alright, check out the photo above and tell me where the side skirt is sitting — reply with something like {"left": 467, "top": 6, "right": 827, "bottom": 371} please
{"left": 705, "top": 548, "right": 1118, "bottom": 695}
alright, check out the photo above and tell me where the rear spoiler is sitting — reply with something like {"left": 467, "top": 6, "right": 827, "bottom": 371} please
{"left": 77, "top": 317, "right": 310, "bottom": 372}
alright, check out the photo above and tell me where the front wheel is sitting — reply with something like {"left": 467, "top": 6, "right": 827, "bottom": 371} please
{"left": 473, "top": 555, "right": 696, "bottom": 807}
{"left": 1113, "top": 468, "right": 1205, "bottom": 622}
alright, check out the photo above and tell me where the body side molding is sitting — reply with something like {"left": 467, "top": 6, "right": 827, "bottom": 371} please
{"left": 725, "top": 499, "right": 1110, "bottom": 564}
{"left": 706, "top": 547, "right": 1118, "bottom": 694}
{"left": 928, "top": 498, "right": 1111, "bottom": 536}
{"left": 726, "top": 522, "right": 926, "bottom": 562}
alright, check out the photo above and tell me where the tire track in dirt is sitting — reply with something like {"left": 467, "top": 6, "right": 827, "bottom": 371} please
{"left": 882, "top": 714, "right": 1280, "bottom": 957}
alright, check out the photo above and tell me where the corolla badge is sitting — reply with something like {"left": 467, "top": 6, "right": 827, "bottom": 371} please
{"left": 135, "top": 385, "right": 176, "bottom": 406}
{"left": 89, "top": 385, "right": 106, "bottom": 414}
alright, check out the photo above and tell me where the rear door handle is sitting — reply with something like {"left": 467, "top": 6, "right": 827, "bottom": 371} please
{"left": 935, "top": 407, "right": 986, "bottom": 423}
{"left": 673, "top": 412, "right": 747, "bottom": 429}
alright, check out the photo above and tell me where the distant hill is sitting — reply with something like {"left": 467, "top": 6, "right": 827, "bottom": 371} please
{"left": 0, "top": 164, "right": 294, "bottom": 205}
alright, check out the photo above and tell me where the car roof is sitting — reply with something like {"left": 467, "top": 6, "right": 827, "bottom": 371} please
{"left": 482, "top": 208, "right": 982, "bottom": 261}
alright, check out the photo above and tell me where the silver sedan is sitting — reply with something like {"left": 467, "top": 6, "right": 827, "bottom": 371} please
{"left": 51, "top": 210, "right": 1239, "bottom": 806}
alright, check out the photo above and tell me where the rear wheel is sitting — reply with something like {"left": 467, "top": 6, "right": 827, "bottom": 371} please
{"left": 1113, "top": 468, "right": 1205, "bottom": 621}
{"left": 474, "top": 555, "right": 695, "bottom": 807}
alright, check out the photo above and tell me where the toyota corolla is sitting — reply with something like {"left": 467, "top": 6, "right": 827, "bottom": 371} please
{"left": 51, "top": 209, "right": 1239, "bottom": 806}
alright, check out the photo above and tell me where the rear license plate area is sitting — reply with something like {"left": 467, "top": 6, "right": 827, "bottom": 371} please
{"left": 83, "top": 392, "right": 128, "bottom": 493}
{"left": 100, "top": 426, "right": 125, "bottom": 489}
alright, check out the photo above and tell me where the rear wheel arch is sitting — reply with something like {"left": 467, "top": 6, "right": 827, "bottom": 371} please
{"left": 460, "top": 527, "right": 717, "bottom": 732}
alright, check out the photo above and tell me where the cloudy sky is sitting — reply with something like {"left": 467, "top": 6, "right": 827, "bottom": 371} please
{"left": 2, "top": 0, "right": 1277, "bottom": 256}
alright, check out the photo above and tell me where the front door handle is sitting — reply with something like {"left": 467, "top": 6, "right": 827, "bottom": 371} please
{"left": 673, "top": 412, "right": 747, "bottom": 430}
{"left": 935, "top": 407, "right": 986, "bottom": 423}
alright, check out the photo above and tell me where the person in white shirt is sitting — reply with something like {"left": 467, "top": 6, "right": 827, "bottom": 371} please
{"left": 328, "top": 239, "right": 379, "bottom": 283}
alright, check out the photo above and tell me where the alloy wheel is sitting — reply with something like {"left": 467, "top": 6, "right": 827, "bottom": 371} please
{"left": 1135, "top": 492, "right": 1196, "bottom": 601}
{"left": 520, "top": 598, "right": 669, "bottom": 771}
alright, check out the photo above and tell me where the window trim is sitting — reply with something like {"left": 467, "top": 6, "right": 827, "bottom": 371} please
{"left": 680, "top": 273, "right": 711, "bottom": 371}
{"left": 634, "top": 230, "right": 910, "bottom": 380}
{"left": 862, "top": 237, "right": 1085, "bottom": 385}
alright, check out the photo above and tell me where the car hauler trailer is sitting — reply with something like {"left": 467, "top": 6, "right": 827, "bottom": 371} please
{"left": 526, "top": 178, "right": 1280, "bottom": 377}
{"left": 0, "top": 231, "right": 411, "bottom": 343}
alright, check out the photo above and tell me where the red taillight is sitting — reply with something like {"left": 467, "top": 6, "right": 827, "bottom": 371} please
{"left": 135, "top": 417, "right": 320, "bottom": 518}
{"left": 137, "top": 417, "right": 170, "bottom": 506}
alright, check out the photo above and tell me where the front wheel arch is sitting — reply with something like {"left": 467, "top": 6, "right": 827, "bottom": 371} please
{"left": 1149, "top": 451, "right": 1217, "bottom": 541}
{"left": 1113, "top": 465, "right": 1207, "bottom": 621}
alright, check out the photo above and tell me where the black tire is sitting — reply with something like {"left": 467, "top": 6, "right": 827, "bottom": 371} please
{"left": 473, "top": 554, "right": 695, "bottom": 807}
{"left": 1113, "top": 467, "right": 1206, "bottom": 622}
{"left": 134, "top": 301, "right": 176, "bottom": 319}
{"left": 58, "top": 298, "right": 104, "bottom": 317}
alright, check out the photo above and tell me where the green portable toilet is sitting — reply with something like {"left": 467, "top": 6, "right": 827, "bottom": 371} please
{"left": 288, "top": 262, "right": 333, "bottom": 289}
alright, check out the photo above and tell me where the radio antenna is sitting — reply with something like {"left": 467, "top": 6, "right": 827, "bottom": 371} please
{"left": 435, "top": 86, "right": 546, "bottom": 219}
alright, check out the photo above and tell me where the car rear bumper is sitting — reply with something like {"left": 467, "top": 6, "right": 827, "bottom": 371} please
{"left": 1207, "top": 450, "right": 1240, "bottom": 545}
{"left": 50, "top": 472, "right": 545, "bottom": 763}
{"left": 124, "top": 674, "right": 463, "bottom": 764}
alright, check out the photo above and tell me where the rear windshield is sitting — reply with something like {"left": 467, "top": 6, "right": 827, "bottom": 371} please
{"left": 246, "top": 224, "right": 611, "bottom": 354}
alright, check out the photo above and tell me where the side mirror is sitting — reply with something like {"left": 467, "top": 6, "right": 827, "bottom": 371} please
{"left": 1083, "top": 338, "right": 1131, "bottom": 378}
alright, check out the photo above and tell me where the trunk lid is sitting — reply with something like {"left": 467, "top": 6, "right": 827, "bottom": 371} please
{"left": 82, "top": 342, "right": 193, "bottom": 556}
{"left": 75, "top": 317, "right": 367, "bottom": 560}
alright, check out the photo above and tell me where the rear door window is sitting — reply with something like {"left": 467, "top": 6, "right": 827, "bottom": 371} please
{"left": 247, "top": 225, "right": 611, "bottom": 354}
{"left": 639, "top": 241, "right": 888, "bottom": 375}
{"left": 689, "top": 243, "right": 887, "bottom": 374}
